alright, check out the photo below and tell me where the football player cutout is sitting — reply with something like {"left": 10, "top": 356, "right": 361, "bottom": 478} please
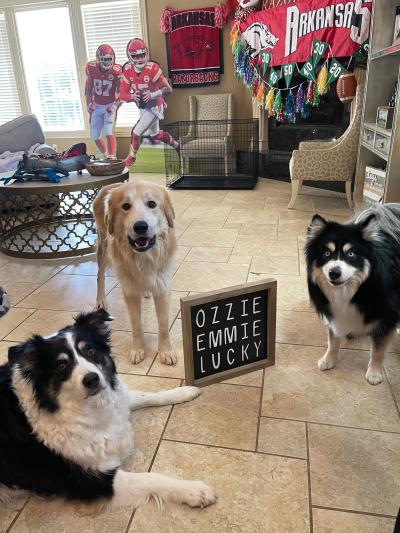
{"left": 120, "top": 38, "right": 179, "bottom": 166}
{"left": 85, "top": 44, "right": 122, "bottom": 159}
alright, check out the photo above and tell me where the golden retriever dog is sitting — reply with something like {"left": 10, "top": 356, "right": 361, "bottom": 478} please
{"left": 92, "top": 181, "right": 177, "bottom": 366}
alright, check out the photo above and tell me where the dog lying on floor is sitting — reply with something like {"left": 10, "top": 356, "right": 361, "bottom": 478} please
{"left": 305, "top": 203, "right": 400, "bottom": 385}
{"left": 0, "top": 309, "right": 216, "bottom": 511}
{"left": 93, "top": 181, "right": 177, "bottom": 366}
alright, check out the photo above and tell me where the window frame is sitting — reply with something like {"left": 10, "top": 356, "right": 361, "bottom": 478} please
{"left": 0, "top": 0, "right": 148, "bottom": 137}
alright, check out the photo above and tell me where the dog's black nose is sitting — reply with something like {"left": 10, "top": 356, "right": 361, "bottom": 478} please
{"left": 133, "top": 220, "right": 148, "bottom": 234}
{"left": 82, "top": 372, "right": 100, "bottom": 390}
{"left": 329, "top": 267, "right": 341, "bottom": 281}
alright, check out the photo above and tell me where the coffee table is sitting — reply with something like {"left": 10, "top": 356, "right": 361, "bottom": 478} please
{"left": 0, "top": 169, "right": 129, "bottom": 258}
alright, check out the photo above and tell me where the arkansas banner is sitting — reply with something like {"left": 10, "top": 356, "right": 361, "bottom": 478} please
{"left": 239, "top": 0, "right": 372, "bottom": 67}
{"left": 163, "top": 7, "right": 224, "bottom": 87}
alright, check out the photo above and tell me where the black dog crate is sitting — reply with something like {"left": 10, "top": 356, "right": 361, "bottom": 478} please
{"left": 164, "top": 119, "right": 259, "bottom": 189}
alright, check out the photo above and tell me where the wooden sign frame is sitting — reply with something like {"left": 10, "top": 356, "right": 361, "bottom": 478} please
{"left": 181, "top": 279, "right": 277, "bottom": 386}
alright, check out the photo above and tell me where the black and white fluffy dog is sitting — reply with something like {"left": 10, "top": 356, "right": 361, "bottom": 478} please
{"left": 0, "top": 309, "right": 216, "bottom": 511}
{"left": 305, "top": 203, "right": 400, "bottom": 385}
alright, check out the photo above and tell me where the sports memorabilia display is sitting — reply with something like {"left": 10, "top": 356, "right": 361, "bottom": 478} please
{"left": 120, "top": 38, "right": 179, "bottom": 166}
{"left": 85, "top": 44, "right": 122, "bottom": 159}
{"left": 231, "top": 0, "right": 371, "bottom": 122}
{"left": 160, "top": 5, "right": 225, "bottom": 87}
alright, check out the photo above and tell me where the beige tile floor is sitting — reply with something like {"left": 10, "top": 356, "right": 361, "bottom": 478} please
{"left": 0, "top": 175, "right": 399, "bottom": 533}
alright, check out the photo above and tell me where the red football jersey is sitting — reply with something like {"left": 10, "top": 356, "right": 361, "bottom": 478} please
{"left": 120, "top": 61, "right": 165, "bottom": 108}
{"left": 85, "top": 62, "right": 122, "bottom": 105}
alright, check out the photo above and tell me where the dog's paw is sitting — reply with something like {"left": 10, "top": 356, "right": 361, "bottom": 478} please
{"left": 95, "top": 301, "right": 107, "bottom": 311}
{"left": 366, "top": 367, "right": 383, "bottom": 385}
{"left": 159, "top": 350, "right": 177, "bottom": 366}
{"left": 318, "top": 354, "right": 336, "bottom": 371}
{"left": 130, "top": 348, "right": 146, "bottom": 365}
{"left": 176, "top": 386, "right": 202, "bottom": 403}
{"left": 182, "top": 481, "right": 217, "bottom": 508}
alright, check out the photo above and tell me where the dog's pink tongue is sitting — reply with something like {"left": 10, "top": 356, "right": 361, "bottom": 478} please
{"left": 137, "top": 237, "right": 148, "bottom": 246}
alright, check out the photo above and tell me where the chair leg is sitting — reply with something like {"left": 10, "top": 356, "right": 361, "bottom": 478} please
{"left": 287, "top": 180, "right": 302, "bottom": 209}
{"left": 345, "top": 181, "right": 353, "bottom": 209}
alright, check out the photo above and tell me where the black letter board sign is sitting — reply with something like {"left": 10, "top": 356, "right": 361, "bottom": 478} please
{"left": 181, "top": 279, "right": 277, "bottom": 386}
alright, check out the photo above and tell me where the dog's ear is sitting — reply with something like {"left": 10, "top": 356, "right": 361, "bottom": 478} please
{"left": 8, "top": 337, "right": 43, "bottom": 371}
{"left": 307, "top": 214, "right": 327, "bottom": 241}
{"left": 104, "top": 192, "right": 116, "bottom": 235}
{"left": 357, "top": 213, "right": 377, "bottom": 241}
{"left": 162, "top": 189, "right": 175, "bottom": 229}
{"left": 74, "top": 309, "right": 114, "bottom": 334}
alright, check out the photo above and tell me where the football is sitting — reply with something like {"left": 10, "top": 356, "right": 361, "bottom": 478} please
{"left": 336, "top": 72, "right": 357, "bottom": 104}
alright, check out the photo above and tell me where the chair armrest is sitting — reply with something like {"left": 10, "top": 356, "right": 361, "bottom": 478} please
{"left": 299, "top": 138, "right": 339, "bottom": 151}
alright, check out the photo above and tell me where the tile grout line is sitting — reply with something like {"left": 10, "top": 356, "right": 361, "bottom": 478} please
{"left": 312, "top": 504, "right": 397, "bottom": 520}
{"left": 124, "top": 378, "right": 183, "bottom": 533}
{"left": 6, "top": 497, "right": 30, "bottom": 533}
{"left": 2, "top": 264, "right": 69, "bottom": 340}
{"left": 305, "top": 423, "right": 314, "bottom": 533}
{"left": 383, "top": 365, "right": 400, "bottom": 419}
{"left": 162, "top": 437, "right": 307, "bottom": 461}
{"left": 254, "top": 368, "right": 265, "bottom": 452}
{"left": 260, "top": 415, "right": 400, "bottom": 435}
{"left": 147, "top": 378, "right": 185, "bottom": 473}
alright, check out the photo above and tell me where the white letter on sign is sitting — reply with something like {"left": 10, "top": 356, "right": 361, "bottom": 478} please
{"left": 241, "top": 344, "right": 249, "bottom": 361}
{"left": 212, "top": 352, "right": 221, "bottom": 369}
{"left": 285, "top": 6, "right": 299, "bottom": 56}
{"left": 241, "top": 299, "right": 249, "bottom": 317}
{"left": 225, "top": 302, "right": 233, "bottom": 321}
{"left": 253, "top": 296, "right": 261, "bottom": 314}
{"left": 227, "top": 348, "right": 235, "bottom": 365}
{"left": 253, "top": 319, "right": 261, "bottom": 337}
{"left": 209, "top": 329, "right": 222, "bottom": 348}
{"left": 196, "top": 309, "right": 205, "bottom": 328}
{"left": 197, "top": 333, "right": 205, "bottom": 351}
{"left": 254, "top": 340, "right": 262, "bottom": 358}
{"left": 211, "top": 305, "right": 220, "bottom": 324}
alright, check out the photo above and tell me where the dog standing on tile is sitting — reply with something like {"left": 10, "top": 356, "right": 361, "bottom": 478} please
{"left": 0, "top": 309, "right": 216, "bottom": 511}
{"left": 305, "top": 203, "right": 400, "bottom": 385}
{"left": 93, "top": 181, "right": 177, "bottom": 365}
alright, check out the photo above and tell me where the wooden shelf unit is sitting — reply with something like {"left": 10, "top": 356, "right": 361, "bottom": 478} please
{"left": 354, "top": 1, "right": 400, "bottom": 206}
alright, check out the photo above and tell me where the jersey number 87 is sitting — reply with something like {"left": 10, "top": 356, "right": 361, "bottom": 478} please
{"left": 94, "top": 79, "right": 112, "bottom": 97}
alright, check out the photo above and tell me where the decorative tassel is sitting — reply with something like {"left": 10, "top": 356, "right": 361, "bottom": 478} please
{"left": 312, "top": 83, "right": 320, "bottom": 107}
{"left": 265, "top": 88, "right": 275, "bottom": 116}
{"left": 244, "top": 64, "right": 253, "bottom": 86}
{"left": 296, "top": 84, "right": 305, "bottom": 114}
{"left": 273, "top": 90, "right": 283, "bottom": 122}
{"left": 252, "top": 77, "right": 259, "bottom": 97}
{"left": 160, "top": 7, "right": 173, "bottom": 33}
{"left": 317, "top": 63, "right": 329, "bottom": 95}
{"left": 301, "top": 102, "right": 311, "bottom": 119}
{"left": 256, "top": 83, "right": 264, "bottom": 106}
{"left": 215, "top": 3, "right": 225, "bottom": 28}
{"left": 230, "top": 25, "right": 239, "bottom": 51}
{"left": 306, "top": 80, "right": 314, "bottom": 104}
{"left": 284, "top": 91, "right": 295, "bottom": 123}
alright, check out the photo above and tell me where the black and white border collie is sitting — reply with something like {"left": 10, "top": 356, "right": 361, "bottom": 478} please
{"left": 0, "top": 309, "right": 216, "bottom": 511}
{"left": 305, "top": 203, "right": 400, "bottom": 385}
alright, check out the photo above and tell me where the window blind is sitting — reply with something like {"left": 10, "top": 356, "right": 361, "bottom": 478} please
{"left": 15, "top": 6, "right": 84, "bottom": 132}
{"left": 81, "top": 0, "right": 143, "bottom": 128}
{"left": 0, "top": 12, "right": 21, "bottom": 126}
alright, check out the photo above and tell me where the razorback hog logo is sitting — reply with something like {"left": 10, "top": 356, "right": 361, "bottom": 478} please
{"left": 174, "top": 36, "right": 214, "bottom": 59}
{"left": 242, "top": 22, "right": 279, "bottom": 58}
